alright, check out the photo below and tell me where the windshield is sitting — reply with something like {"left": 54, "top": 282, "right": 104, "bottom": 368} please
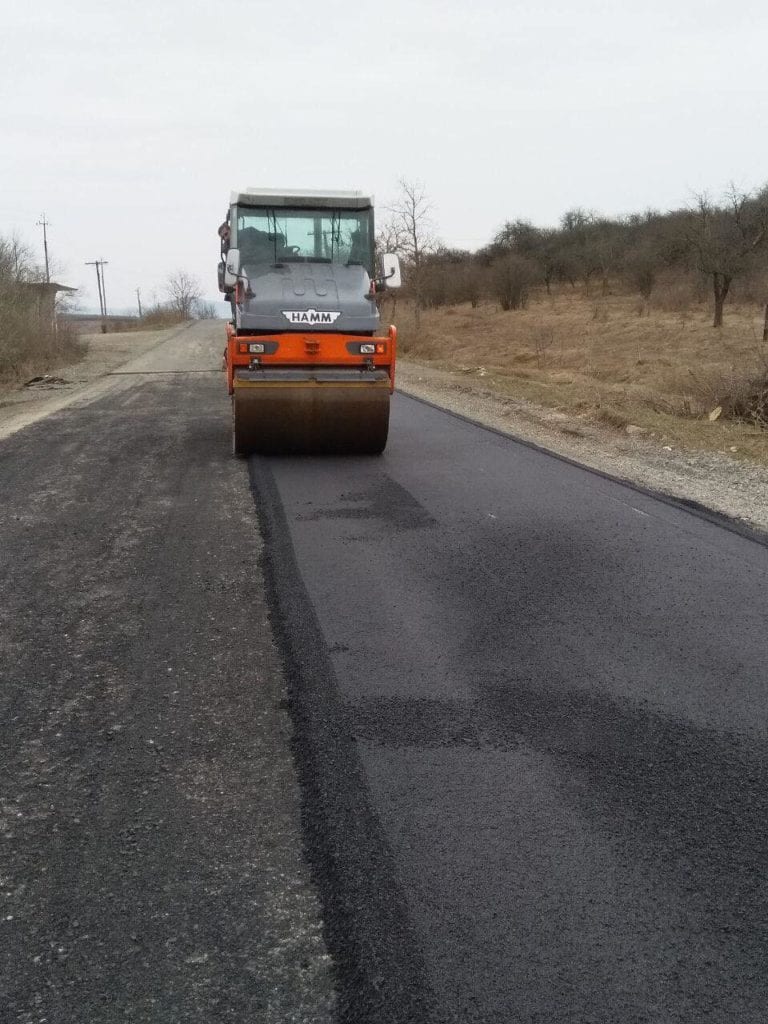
{"left": 234, "top": 207, "right": 373, "bottom": 274}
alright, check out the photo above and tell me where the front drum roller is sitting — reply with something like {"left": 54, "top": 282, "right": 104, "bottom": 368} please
{"left": 232, "top": 368, "right": 391, "bottom": 455}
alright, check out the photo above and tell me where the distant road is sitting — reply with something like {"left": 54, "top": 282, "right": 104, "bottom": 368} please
{"left": 2, "top": 322, "right": 767, "bottom": 1023}
{"left": 255, "top": 392, "right": 768, "bottom": 1023}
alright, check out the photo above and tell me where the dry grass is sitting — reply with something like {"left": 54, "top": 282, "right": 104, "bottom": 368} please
{"left": 133, "top": 307, "right": 188, "bottom": 330}
{"left": 389, "top": 286, "right": 768, "bottom": 462}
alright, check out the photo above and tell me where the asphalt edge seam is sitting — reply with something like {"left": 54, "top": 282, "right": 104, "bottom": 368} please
{"left": 246, "top": 456, "right": 448, "bottom": 1024}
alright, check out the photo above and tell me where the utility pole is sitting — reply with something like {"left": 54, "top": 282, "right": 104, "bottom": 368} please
{"left": 136, "top": 287, "right": 143, "bottom": 319}
{"left": 85, "top": 258, "right": 109, "bottom": 333}
{"left": 100, "top": 260, "right": 108, "bottom": 322}
{"left": 36, "top": 214, "right": 51, "bottom": 283}
{"left": 85, "top": 261, "right": 104, "bottom": 315}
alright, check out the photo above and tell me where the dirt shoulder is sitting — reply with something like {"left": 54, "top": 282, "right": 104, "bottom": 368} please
{"left": 397, "top": 358, "right": 768, "bottom": 535}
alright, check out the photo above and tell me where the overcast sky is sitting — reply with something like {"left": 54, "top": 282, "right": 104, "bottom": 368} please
{"left": 2, "top": 0, "right": 767, "bottom": 312}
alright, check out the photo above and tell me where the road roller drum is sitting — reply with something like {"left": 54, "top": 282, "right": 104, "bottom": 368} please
{"left": 232, "top": 369, "right": 391, "bottom": 455}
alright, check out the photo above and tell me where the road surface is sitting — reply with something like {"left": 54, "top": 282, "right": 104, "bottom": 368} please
{"left": 0, "top": 324, "right": 334, "bottom": 1023}
{"left": 2, "top": 322, "right": 767, "bottom": 1023}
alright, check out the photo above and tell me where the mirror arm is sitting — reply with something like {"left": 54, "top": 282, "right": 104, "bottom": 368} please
{"left": 221, "top": 255, "right": 251, "bottom": 300}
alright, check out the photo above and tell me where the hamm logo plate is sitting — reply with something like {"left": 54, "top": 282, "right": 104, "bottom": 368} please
{"left": 282, "top": 308, "right": 341, "bottom": 325}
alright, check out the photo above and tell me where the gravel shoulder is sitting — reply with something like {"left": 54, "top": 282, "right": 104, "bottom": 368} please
{"left": 0, "top": 323, "right": 198, "bottom": 442}
{"left": 397, "top": 358, "right": 768, "bottom": 535}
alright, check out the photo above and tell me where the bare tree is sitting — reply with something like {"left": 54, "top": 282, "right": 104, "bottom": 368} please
{"left": 489, "top": 220, "right": 577, "bottom": 295}
{"left": 590, "top": 219, "right": 628, "bottom": 295}
{"left": 685, "top": 186, "right": 768, "bottom": 327}
{"left": 165, "top": 270, "right": 203, "bottom": 320}
{"left": 623, "top": 243, "right": 657, "bottom": 301}
{"left": 0, "top": 233, "right": 40, "bottom": 284}
{"left": 385, "top": 178, "right": 437, "bottom": 328}
{"left": 461, "top": 259, "right": 485, "bottom": 308}
{"left": 375, "top": 218, "right": 406, "bottom": 259}
{"left": 558, "top": 209, "right": 603, "bottom": 290}
{"left": 195, "top": 299, "right": 217, "bottom": 319}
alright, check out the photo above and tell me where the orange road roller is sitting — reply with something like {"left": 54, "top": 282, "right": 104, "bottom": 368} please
{"left": 218, "top": 188, "right": 401, "bottom": 455}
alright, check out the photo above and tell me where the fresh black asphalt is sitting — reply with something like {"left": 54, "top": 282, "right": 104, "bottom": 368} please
{"left": 253, "top": 391, "right": 768, "bottom": 1024}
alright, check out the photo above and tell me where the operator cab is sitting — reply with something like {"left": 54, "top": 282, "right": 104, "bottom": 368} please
{"left": 218, "top": 188, "right": 400, "bottom": 335}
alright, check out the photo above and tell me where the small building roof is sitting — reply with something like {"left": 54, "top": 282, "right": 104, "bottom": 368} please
{"left": 20, "top": 282, "right": 78, "bottom": 293}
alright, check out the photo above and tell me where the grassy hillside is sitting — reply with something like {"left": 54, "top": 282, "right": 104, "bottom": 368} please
{"left": 392, "top": 287, "right": 767, "bottom": 461}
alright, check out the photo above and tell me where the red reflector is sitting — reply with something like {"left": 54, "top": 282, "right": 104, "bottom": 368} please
{"left": 376, "top": 343, "right": 386, "bottom": 354}
{"left": 238, "top": 343, "right": 248, "bottom": 354}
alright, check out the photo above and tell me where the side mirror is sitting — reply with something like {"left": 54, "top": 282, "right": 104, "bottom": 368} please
{"left": 381, "top": 253, "right": 402, "bottom": 289}
{"left": 224, "top": 248, "right": 240, "bottom": 287}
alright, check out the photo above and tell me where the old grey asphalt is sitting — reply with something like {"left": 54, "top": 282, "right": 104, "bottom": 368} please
{"left": 253, "top": 392, "right": 768, "bottom": 1023}
{"left": 0, "top": 324, "right": 334, "bottom": 1023}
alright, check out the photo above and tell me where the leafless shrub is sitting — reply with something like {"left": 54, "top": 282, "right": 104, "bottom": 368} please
{"left": 0, "top": 294, "right": 84, "bottom": 379}
{"left": 623, "top": 245, "right": 657, "bottom": 300}
{"left": 138, "top": 302, "right": 187, "bottom": 329}
{"left": 420, "top": 262, "right": 449, "bottom": 309}
{"left": 687, "top": 366, "right": 768, "bottom": 426}
{"left": 730, "top": 267, "right": 768, "bottom": 305}
{"left": 419, "top": 248, "right": 486, "bottom": 310}
{"left": 532, "top": 327, "right": 556, "bottom": 368}
{"left": 133, "top": 272, "right": 213, "bottom": 328}
{"left": 594, "top": 406, "right": 630, "bottom": 430}
{"left": 462, "top": 263, "right": 485, "bottom": 308}
{"left": 490, "top": 254, "right": 537, "bottom": 311}
{"left": 653, "top": 273, "right": 701, "bottom": 312}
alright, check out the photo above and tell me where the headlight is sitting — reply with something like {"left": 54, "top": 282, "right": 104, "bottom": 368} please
{"left": 248, "top": 343, "right": 265, "bottom": 353}
{"left": 360, "top": 343, "right": 375, "bottom": 354}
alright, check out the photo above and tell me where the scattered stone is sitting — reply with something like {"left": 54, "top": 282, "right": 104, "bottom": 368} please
{"left": 23, "top": 375, "right": 71, "bottom": 389}
{"left": 625, "top": 424, "right": 647, "bottom": 436}
{"left": 709, "top": 406, "right": 723, "bottom": 422}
